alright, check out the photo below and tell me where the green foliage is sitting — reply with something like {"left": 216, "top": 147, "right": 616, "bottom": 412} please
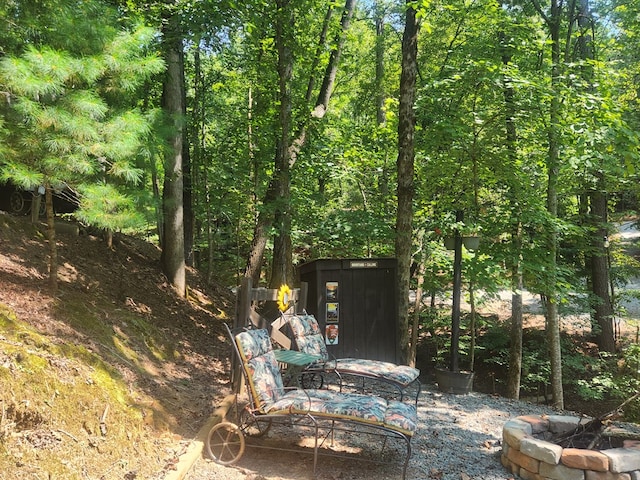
{"left": 2, "top": 0, "right": 640, "bottom": 329}
{"left": 562, "top": 342, "right": 640, "bottom": 421}
{"left": 471, "top": 321, "right": 640, "bottom": 419}
{"left": 0, "top": 22, "right": 164, "bottom": 232}
{"left": 75, "top": 183, "right": 146, "bottom": 231}
{"left": 419, "top": 306, "right": 500, "bottom": 369}
{"left": 476, "top": 327, "right": 547, "bottom": 396}
{"left": 419, "top": 238, "right": 453, "bottom": 296}
{"left": 0, "top": 0, "right": 119, "bottom": 57}
{"left": 610, "top": 240, "right": 640, "bottom": 307}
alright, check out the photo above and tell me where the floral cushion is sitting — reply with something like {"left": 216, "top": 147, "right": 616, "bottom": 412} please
{"left": 286, "top": 314, "right": 420, "bottom": 387}
{"left": 235, "top": 328, "right": 285, "bottom": 411}
{"left": 287, "top": 314, "right": 329, "bottom": 360}
{"left": 269, "top": 388, "right": 417, "bottom": 435}
{"left": 334, "top": 358, "right": 420, "bottom": 386}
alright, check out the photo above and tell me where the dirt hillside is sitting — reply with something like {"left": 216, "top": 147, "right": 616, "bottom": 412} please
{"left": 0, "top": 212, "right": 235, "bottom": 480}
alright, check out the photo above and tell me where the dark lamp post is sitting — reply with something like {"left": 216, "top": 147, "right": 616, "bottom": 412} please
{"left": 450, "top": 210, "right": 463, "bottom": 372}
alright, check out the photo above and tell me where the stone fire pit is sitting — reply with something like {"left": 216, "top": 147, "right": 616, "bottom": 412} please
{"left": 502, "top": 414, "right": 640, "bottom": 479}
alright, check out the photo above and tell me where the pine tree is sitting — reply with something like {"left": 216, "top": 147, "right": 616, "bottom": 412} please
{"left": 0, "top": 24, "right": 163, "bottom": 291}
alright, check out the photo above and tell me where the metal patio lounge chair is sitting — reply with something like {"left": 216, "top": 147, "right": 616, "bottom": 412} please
{"left": 279, "top": 313, "right": 422, "bottom": 403}
{"left": 205, "top": 324, "right": 418, "bottom": 479}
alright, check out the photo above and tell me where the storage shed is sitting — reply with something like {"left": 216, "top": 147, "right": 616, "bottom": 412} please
{"left": 298, "top": 258, "right": 399, "bottom": 364}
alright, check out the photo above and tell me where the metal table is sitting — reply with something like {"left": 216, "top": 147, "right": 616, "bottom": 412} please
{"left": 273, "top": 349, "right": 321, "bottom": 386}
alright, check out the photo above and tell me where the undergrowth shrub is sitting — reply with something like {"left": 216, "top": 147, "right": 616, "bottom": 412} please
{"left": 418, "top": 307, "right": 497, "bottom": 370}
{"left": 467, "top": 322, "right": 640, "bottom": 418}
{"left": 418, "top": 308, "right": 640, "bottom": 420}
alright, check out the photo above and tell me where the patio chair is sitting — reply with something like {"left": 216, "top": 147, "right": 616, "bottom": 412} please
{"left": 206, "top": 324, "right": 417, "bottom": 479}
{"left": 280, "top": 313, "right": 421, "bottom": 403}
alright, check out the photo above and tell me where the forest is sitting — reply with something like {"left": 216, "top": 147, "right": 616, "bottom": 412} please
{"left": 1, "top": 0, "right": 640, "bottom": 414}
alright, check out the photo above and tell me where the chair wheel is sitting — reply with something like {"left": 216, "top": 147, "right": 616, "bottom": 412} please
{"left": 205, "top": 421, "right": 245, "bottom": 465}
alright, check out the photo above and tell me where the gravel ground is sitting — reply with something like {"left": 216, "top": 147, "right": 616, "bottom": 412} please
{"left": 185, "top": 382, "right": 569, "bottom": 480}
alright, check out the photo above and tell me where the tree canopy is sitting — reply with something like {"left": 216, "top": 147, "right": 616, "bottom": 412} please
{"left": 2, "top": 0, "right": 640, "bottom": 402}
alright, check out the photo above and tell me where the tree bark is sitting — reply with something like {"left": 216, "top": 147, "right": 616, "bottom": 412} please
{"left": 410, "top": 251, "right": 426, "bottom": 368}
{"left": 375, "top": 5, "right": 391, "bottom": 198}
{"left": 546, "top": 0, "right": 564, "bottom": 409}
{"left": 396, "top": 0, "right": 420, "bottom": 364}
{"left": 182, "top": 42, "right": 194, "bottom": 268}
{"left": 450, "top": 215, "right": 463, "bottom": 372}
{"left": 590, "top": 185, "right": 616, "bottom": 351}
{"left": 500, "top": 30, "right": 524, "bottom": 399}
{"left": 304, "top": 6, "right": 335, "bottom": 105}
{"left": 270, "top": 0, "right": 356, "bottom": 287}
{"left": 507, "top": 286, "right": 524, "bottom": 398}
{"left": 160, "top": 13, "right": 186, "bottom": 298}
{"left": 574, "top": 0, "right": 616, "bottom": 353}
{"left": 192, "top": 41, "right": 205, "bottom": 271}
{"left": 531, "top": 0, "right": 565, "bottom": 409}
{"left": 269, "top": 0, "right": 294, "bottom": 288}
{"left": 244, "top": 214, "right": 269, "bottom": 285}
{"left": 45, "top": 185, "right": 58, "bottom": 293}
{"left": 312, "top": 0, "right": 356, "bottom": 120}
{"left": 375, "top": 12, "right": 386, "bottom": 126}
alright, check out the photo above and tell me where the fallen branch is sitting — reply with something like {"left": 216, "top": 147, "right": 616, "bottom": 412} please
{"left": 552, "top": 391, "right": 640, "bottom": 449}
{"left": 602, "top": 426, "right": 640, "bottom": 442}
{"left": 56, "top": 429, "right": 79, "bottom": 443}
{"left": 100, "top": 404, "right": 109, "bottom": 436}
{"left": 608, "top": 391, "right": 640, "bottom": 416}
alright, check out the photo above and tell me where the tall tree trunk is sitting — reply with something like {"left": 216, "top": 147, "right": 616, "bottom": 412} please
{"left": 244, "top": 199, "right": 272, "bottom": 285}
{"left": 192, "top": 41, "right": 206, "bottom": 271}
{"left": 574, "top": 0, "right": 616, "bottom": 352}
{"left": 270, "top": 0, "right": 357, "bottom": 287}
{"left": 469, "top": 279, "right": 477, "bottom": 372}
{"left": 182, "top": 44, "right": 194, "bottom": 268}
{"left": 507, "top": 275, "right": 524, "bottom": 398}
{"left": 304, "top": 6, "right": 335, "bottom": 105}
{"left": 396, "top": 0, "right": 420, "bottom": 364}
{"left": 183, "top": 132, "right": 194, "bottom": 269}
{"left": 590, "top": 185, "right": 616, "bottom": 351}
{"left": 546, "top": 1, "right": 564, "bottom": 409}
{"left": 45, "top": 185, "right": 58, "bottom": 293}
{"left": 270, "top": 0, "right": 294, "bottom": 288}
{"left": 245, "top": 0, "right": 356, "bottom": 285}
{"left": 500, "top": 30, "right": 524, "bottom": 400}
{"left": 375, "top": 5, "right": 391, "bottom": 198}
{"left": 160, "top": 13, "right": 186, "bottom": 298}
{"left": 506, "top": 222, "right": 524, "bottom": 400}
{"left": 375, "top": 12, "right": 386, "bottom": 126}
{"left": 410, "top": 244, "right": 426, "bottom": 368}
{"left": 531, "top": 0, "right": 564, "bottom": 409}
{"left": 206, "top": 176, "right": 215, "bottom": 284}
{"left": 312, "top": 0, "right": 356, "bottom": 120}
{"left": 450, "top": 213, "right": 464, "bottom": 372}
{"left": 151, "top": 156, "right": 163, "bottom": 248}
